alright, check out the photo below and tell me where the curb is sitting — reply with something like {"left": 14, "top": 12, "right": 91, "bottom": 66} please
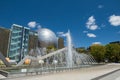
{"left": 91, "top": 69, "right": 120, "bottom": 80}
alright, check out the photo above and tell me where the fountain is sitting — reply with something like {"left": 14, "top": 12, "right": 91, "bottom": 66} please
{"left": 16, "top": 30, "right": 96, "bottom": 67}
{"left": 1, "top": 29, "right": 98, "bottom": 79}
{"left": 65, "top": 30, "right": 73, "bottom": 68}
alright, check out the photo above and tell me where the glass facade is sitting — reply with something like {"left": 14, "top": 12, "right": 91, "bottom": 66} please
{"left": 8, "top": 24, "right": 30, "bottom": 62}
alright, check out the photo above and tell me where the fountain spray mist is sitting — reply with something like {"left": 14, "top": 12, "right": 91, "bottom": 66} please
{"left": 66, "top": 30, "right": 73, "bottom": 68}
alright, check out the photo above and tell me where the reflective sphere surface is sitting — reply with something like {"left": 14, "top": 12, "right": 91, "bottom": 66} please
{"left": 38, "top": 28, "right": 57, "bottom": 48}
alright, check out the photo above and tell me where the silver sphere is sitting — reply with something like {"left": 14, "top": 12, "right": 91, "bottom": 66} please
{"left": 38, "top": 28, "right": 57, "bottom": 48}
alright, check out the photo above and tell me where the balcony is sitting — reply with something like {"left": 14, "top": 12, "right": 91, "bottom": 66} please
{"left": 11, "top": 41, "right": 21, "bottom": 45}
{"left": 10, "top": 46, "right": 20, "bottom": 51}
{"left": 12, "top": 30, "right": 22, "bottom": 33}
{"left": 9, "top": 53, "right": 20, "bottom": 58}
{"left": 11, "top": 35, "right": 21, "bottom": 39}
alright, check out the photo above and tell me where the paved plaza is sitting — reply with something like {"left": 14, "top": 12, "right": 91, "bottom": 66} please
{"left": 0, "top": 75, "right": 6, "bottom": 79}
{"left": 1, "top": 63, "right": 120, "bottom": 80}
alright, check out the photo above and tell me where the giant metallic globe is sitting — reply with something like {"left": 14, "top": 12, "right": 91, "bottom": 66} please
{"left": 38, "top": 28, "right": 57, "bottom": 48}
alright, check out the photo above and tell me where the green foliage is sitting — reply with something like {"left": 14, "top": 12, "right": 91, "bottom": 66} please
{"left": 89, "top": 44, "right": 106, "bottom": 62}
{"left": 89, "top": 43, "right": 120, "bottom": 63}
{"left": 105, "top": 44, "right": 120, "bottom": 62}
{"left": 47, "top": 45, "right": 57, "bottom": 53}
{"left": 76, "top": 47, "right": 87, "bottom": 53}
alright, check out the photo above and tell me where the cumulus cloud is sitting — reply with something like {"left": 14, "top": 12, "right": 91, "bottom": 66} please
{"left": 86, "top": 16, "right": 98, "bottom": 30}
{"left": 28, "top": 21, "right": 42, "bottom": 29}
{"left": 57, "top": 32, "right": 66, "bottom": 36}
{"left": 28, "top": 21, "right": 37, "bottom": 28}
{"left": 57, "top": 32, "right": 64, "bottom": 35}
{"left": 87, "top": 33, "right": 96, "bottom": 38}
{"left": 92, "top": 42, "right": 101, "bottom": 45}
{"left": 109, "top": 15, "right": 120, "bottom": 26}
{"left": 37, "top": 25, "right": 42, "bottom": 29}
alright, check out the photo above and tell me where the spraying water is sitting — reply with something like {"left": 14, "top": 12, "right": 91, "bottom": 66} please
{"left": 17, "top": 29, "right": 96, "bottom": 67}
{"left": 66, "top": 30, "right": 73, "bottom": 68}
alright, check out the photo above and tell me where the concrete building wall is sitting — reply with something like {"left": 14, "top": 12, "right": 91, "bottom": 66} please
{"left": 29, "top": 31, "right": 38, "bottom": 50}
{"left": 0, "top": 27, "right": 10, "bottom": 57}
{"left": 58, "top": 37, "right": 64, "bottom": 49}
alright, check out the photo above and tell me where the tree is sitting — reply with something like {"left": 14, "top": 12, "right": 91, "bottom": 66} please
{"left": 46, "top": 45, "right": 57, "bottom": 53}
{"left": 89, "top": 44, "right": 106, "bottom": 62}
{"left": 105, "top": 44, "right": 120, "bottom": 62}
{"left": 76, "top": 47, "right": 87, "bottom": 53}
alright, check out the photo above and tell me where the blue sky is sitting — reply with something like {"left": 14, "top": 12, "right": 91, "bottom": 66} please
{"left": 0, "top": 0, "right": 120, "bottom": 47}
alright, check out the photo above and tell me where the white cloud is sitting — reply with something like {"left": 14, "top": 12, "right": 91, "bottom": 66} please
{"left": 57, "top": 32, "right": 64, "bottom": 35}
{"left": 92, "top": 42, "right": 101, "bottom": 45}
{"left": 87, "top": 33, "right": 96, "bottom": 38}
{"left": 37, "top": 25, "right": 42, "bottom": 29}
{"left": 109, "top": 15, "right": 120, "bottom": 26}
{"left": 89, "top": 25, "right": 98, "bottom": 30}
{"left": 28, "top": 21, "right": 42, "bottom": 29}
{"left": 57, "top": 32, "right": 66, "bottom": 36}
{"left": 28, "top": 21, "right": 37, "bottom": 28}
{"left": 86, "top": 16, "right": 98, "bottom": 30}
{"left": 98, "top": 5, "right": 104, "bottom": 9}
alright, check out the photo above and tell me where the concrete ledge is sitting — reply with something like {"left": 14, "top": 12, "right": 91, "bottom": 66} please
{"left": 92, "top": 69, "right": 120, "bottom": 80}
{"left": 0, "top": 65, "right": 93, "bottom": 79}
{"left": 0, "top": 70, "right": 8, "bottom": 77}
